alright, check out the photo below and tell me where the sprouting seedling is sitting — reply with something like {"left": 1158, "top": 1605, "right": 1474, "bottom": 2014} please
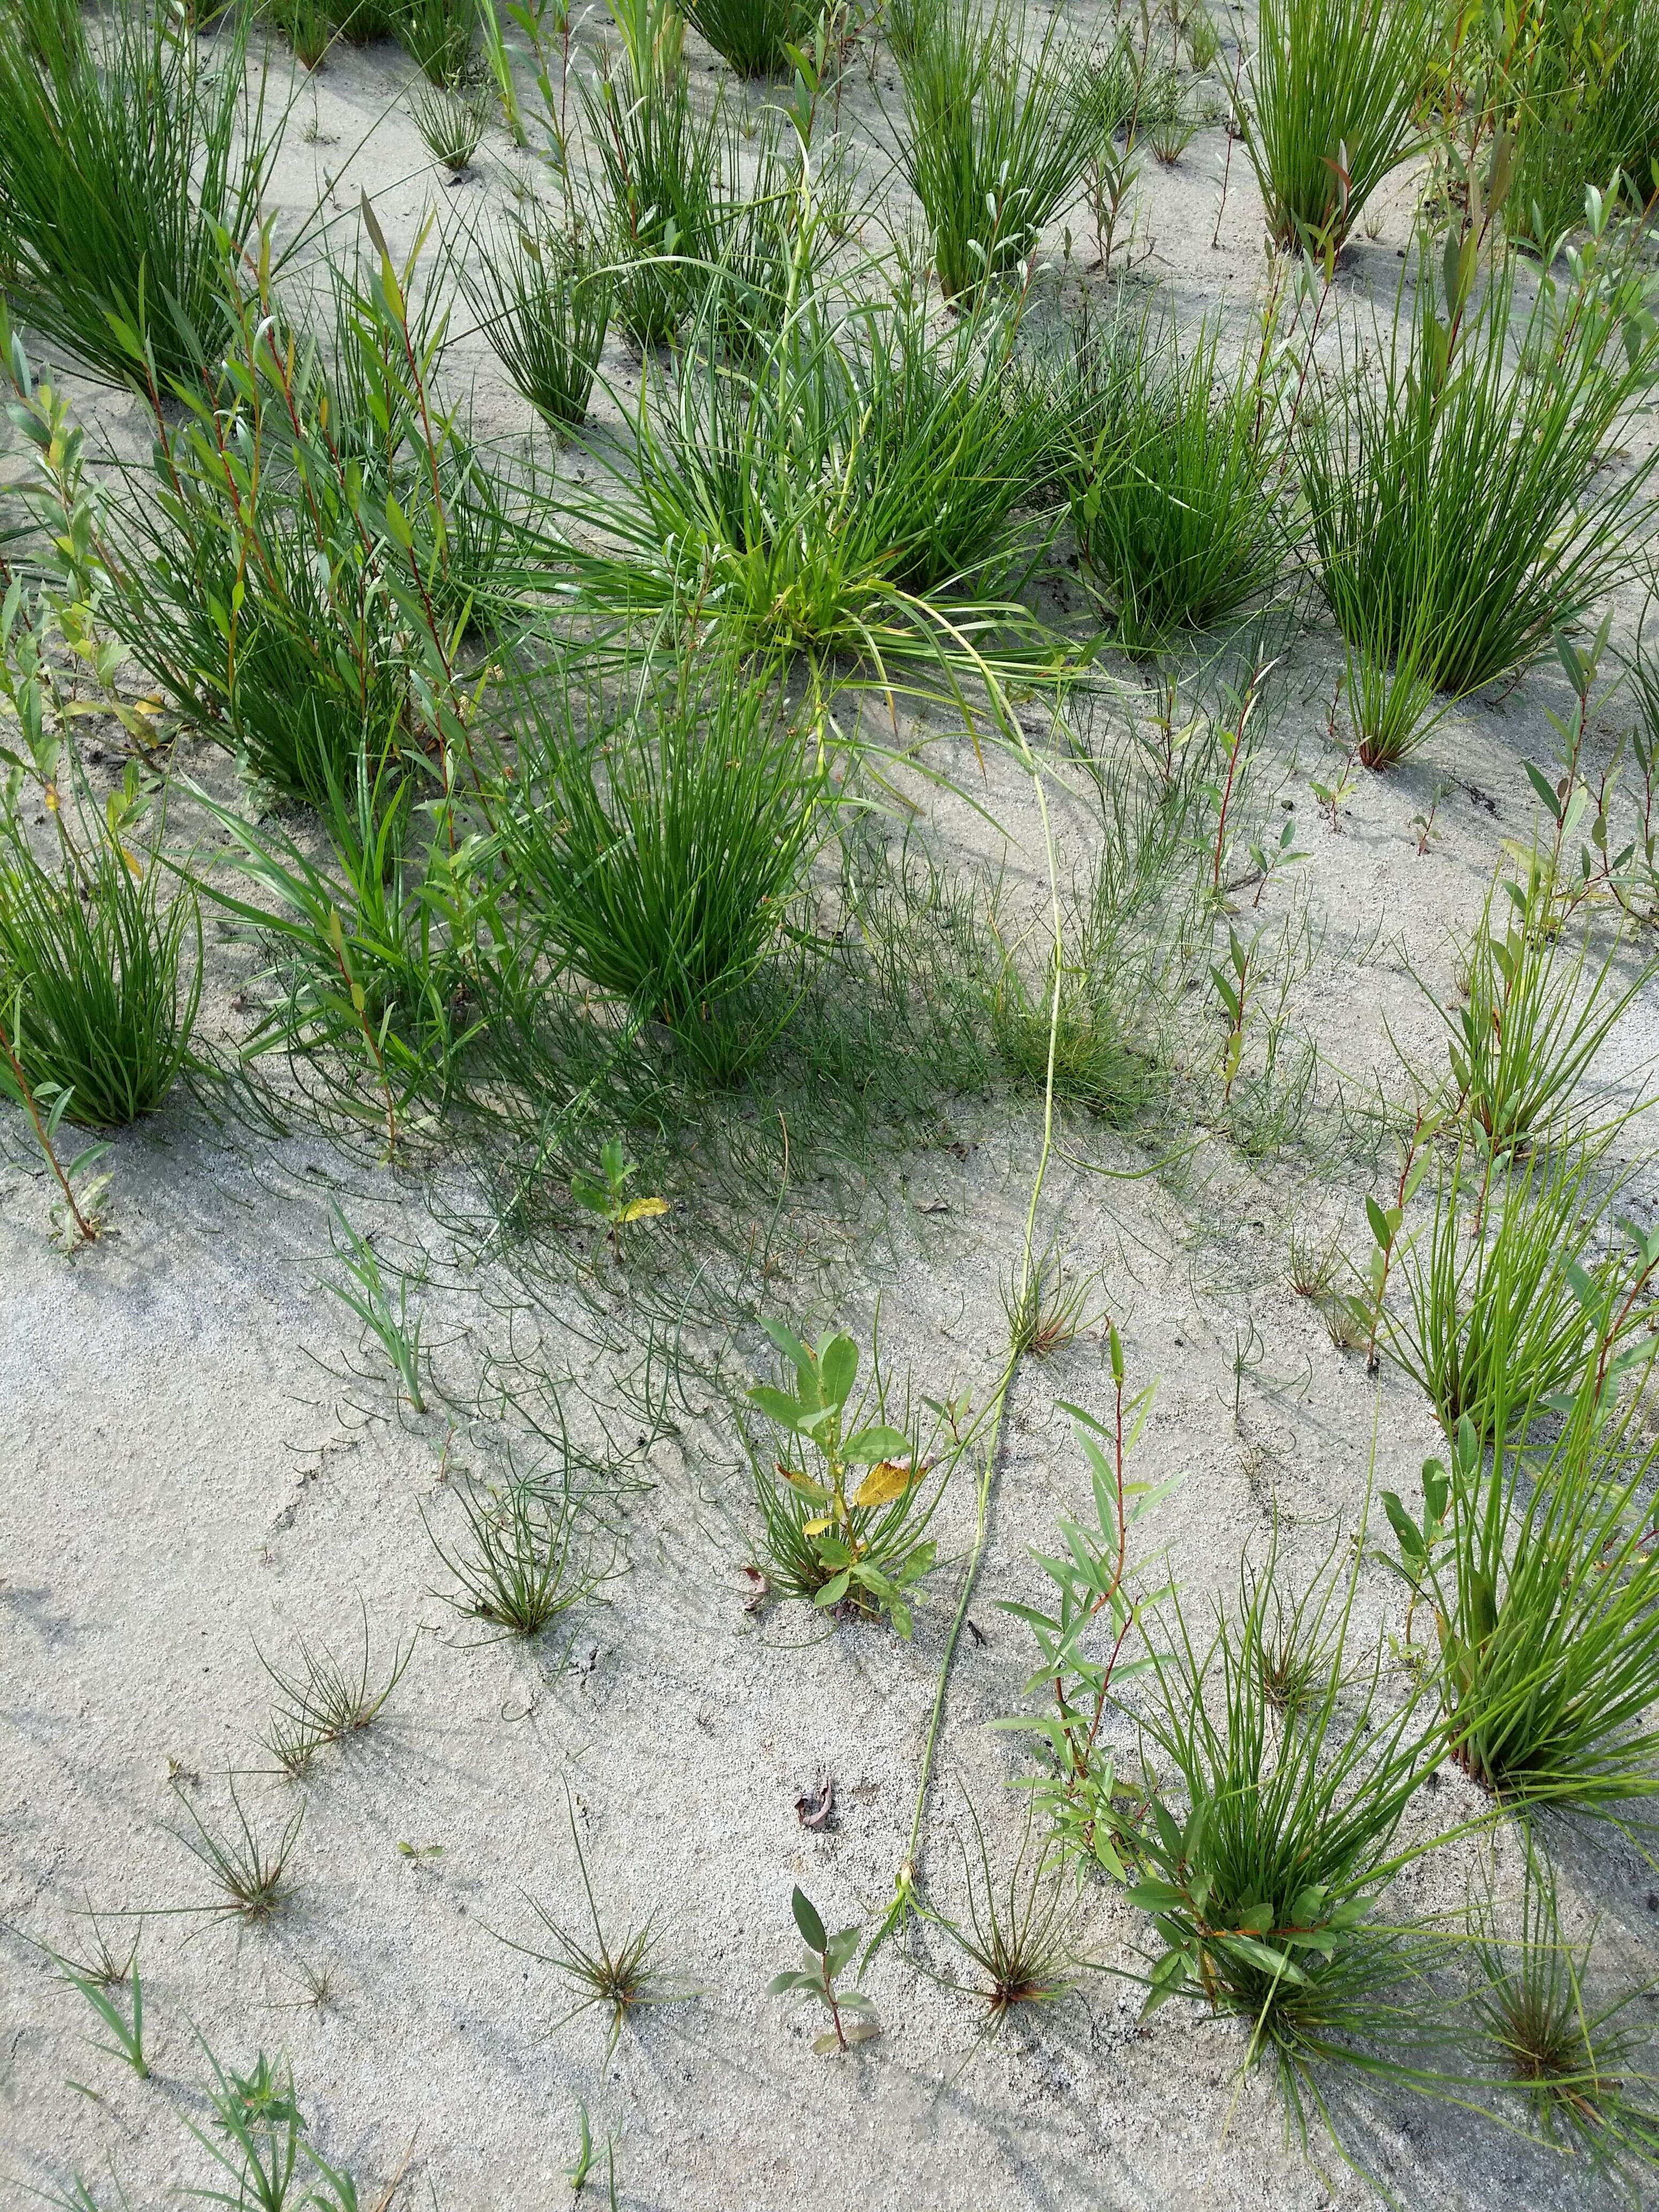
{"left": 565, "top": 2103, "right": 622, "bottom": 2200}
{"left": 0, "top": 988, "right": 109, "bottom": 1251}
{"left": 1246, "top": 811, "right": 1308, "bottom": 907}
{"left": 769, "top": 1887, "right": 878, "bottom": 2053}
{"left": 1209, "top": 924, "right": 1253, "bottom": 1104}
{"left": 1411, "top": 777, "right": 1453, "bottom": 855}
{"left": 320, "top": 1203, "right": 426, "bottom": 1414}
{"left": 181, "top": 2049, "right": 306, "bottom": 2212}
{"left": 1355, "top": 1104, "right": 1441, "bottom": 1373}
{"left": 571, "top": 1137, "right": 668, "bottom": 1259}
{"left": 53, "top": 1945, "right": 148, "bottom": 2079}
{"left": 994, "top": 1333, "right": 1181, "bottom": 1870}
{"left": 1311, "top": 758, "right": 1357, "bottom": 832}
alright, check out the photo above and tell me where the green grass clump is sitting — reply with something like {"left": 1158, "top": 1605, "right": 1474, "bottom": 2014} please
{"left": 1244, "top": 0, "right": 1437, "bottom": 249}
{"left": 1435, "top": 871, "right": 1645, "bottom": 1156}
{"left": 1507, "top": 0, "right": 1659, "bottom": 254}
{"left": 460, "top": 221, "right": 612, "bottom": 432}
{"left": 581, "top": 53, "right": 737, "bottom": 346}
{"left": 683, "top": 0, "right": 820, "bottom": 74}
{"left": 0, "top": 816, "right": 200, "bottom": 1128}
{"left": 1120, "top": 1549, "right": 1456, "bottom": 2128}
{"left": 1300, "top": 222, "right": 1659, "bottom": 697}
{"left": 896, "top": 0, "right": 1106, "bottom": 300}
{"left": 1470, "top": 1831, "right": 1659, "bottom": 2177}
{"left": 106, "top": 231, "right": 508, "bottom": 803}
{"left": 0, "top": 1, "right": 284, "bottom": 388}
{"left": 549, "top": 287, "right": 1053, "bottom": 666}
{"left": 1381, "top": 1340, "right": 1659, "bottom": 1820}
{"left": 1385, "top": 1137, "right": 1612, "bottom": 1445}
{"left": 1052, "top": 307, "right": 1283, "bottom": 651}
{"left": 267, "top": 0, "right": 476, "bottom": 80}
{"left": 500, "top": 646, "right": 829, "bottom": 1037}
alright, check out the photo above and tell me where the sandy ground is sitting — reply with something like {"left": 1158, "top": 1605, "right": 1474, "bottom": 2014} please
{"left": 4, "top": 6, "right": 1659, "bottom": 2209}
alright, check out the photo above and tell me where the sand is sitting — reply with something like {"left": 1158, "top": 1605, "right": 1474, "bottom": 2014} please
{"left": 4, "top": 9, "right": 1659, "bottom": 2209}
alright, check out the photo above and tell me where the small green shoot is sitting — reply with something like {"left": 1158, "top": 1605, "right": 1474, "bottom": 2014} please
{"left": 54, "top": 1945, "right": 148, "bottom": 2079}
{"left": 571, "top": 1138, "right": 668, "bottom": 1259}
{"left": 320, "top": 1205, "right": 427, "bottom": 1414}
{"left": 769, "top": 1887, "right": 878, "bottom": 2053}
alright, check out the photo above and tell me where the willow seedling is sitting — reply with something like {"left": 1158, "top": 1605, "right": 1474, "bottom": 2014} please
{"left": 769, "top": 1887, "right": 878, "bottom": 2052}
{"left": 571, "top": 1138, "right": 668, "bottom": 1259}
{"left": 0, "top": 990, "right": 109, "bottom": 1251}
{"left": 995, "top": 1336, "right": 1180, "bottom": 1870}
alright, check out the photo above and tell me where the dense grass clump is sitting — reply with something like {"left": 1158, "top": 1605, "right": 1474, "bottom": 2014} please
{"left": 896, "top": 0, "right": 1105, "bottom": 299}
{"left": 0, "top": 3, "right": 283, "bottom": 387}
{"left": 1121, "top": 1552, "right": 1455, "bottom": 2123}
{"left": 500, "top": 647, "right": 830, "bottom": 1035}
{"left": 683, "top": 0, "right": 820, "bottom": 74}
{"left": 547, "top": 287, "right": 1055, "bottom": 664}
{"left": 581, "top": 51, "right": 738, "bottom": 346}
{"left": 0, "top": 820, "right": 200, "bottom": 1127}
{"left": 1300, "top": 226, "right": 1659, "bottom": 696}
{"left": 460, "top": 221, "right": 612, "bottom": 432}
{"left": 1051, "top": 308, "right": 1283, "bottom": 651}
{"left": 106, "top": 234, "right": 510, "bottom": 803}
{"left": 1382, "top": 1353, "right": 1659, "bottom": 1821}
{"left": 1245, "top": 0, "right": 1437, "bottom": 249}
{"left": 1506, "top": 0, "right": 1659, "bottom": 253}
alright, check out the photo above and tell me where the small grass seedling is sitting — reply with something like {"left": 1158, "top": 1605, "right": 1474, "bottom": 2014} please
{"left": 565, "top": 2101, "right": 623, "bottom": 2200}
{"left": 171, "top": 1780, "right": 301, "bottom": 1922}
{"left": 54, "top": 1945, "right": 148, "bottom": 2079}
{"left": 769, "top": 1887, "right": 878, "bottom": 2052}
{"left": 258, "top": 1597, "right": 415, "bottom": 1751}
{"left": 1002, "top": 1243, "right": 1097, "bottom": 1359}
{"left": 411, "top": 75, "right": 489, "bottom": 172}
{"left": 496, "top": 1789, "right": 673, "bottom": 2053}
{"left": 921, "top": 1799, "right": 1090, "bottom": 2028}
{"left": 1470, "top": 1829, "right": 1659, "bottom": 2179}
{"left": 424, "top": 1477, "right": 599, "bottom": 1636}
{"left": 1286, "top": 1216, "right": 1339, "bottom": 1302}
{"left": 571, "top": 1138, "right": 668, "bottom": 1260}
{"left": 320, "top": 1205, "right": 427, "bottom": 1414}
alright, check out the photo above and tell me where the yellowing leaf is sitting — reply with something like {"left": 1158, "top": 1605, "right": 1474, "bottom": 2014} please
{"left": 854, "top": 1460, "right": 916, "bottom": 1509}
{"left": 778, "top": 1465, "right": 830, "bottom": 1502}
{"left": 802, "top": 1515, "right": 832, "bottom": 1536}
{"left": 620, "top": 1195, "right": 668, "bottom": 1223}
